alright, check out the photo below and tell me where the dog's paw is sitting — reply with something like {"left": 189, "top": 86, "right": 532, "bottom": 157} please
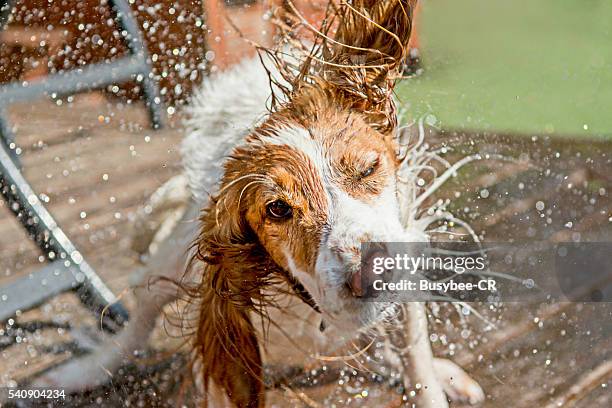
{"left": 433, "top": 358, "right": 485, "bottom": 405}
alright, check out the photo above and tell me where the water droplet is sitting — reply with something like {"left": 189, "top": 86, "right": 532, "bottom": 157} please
{"left": 71, "top": 251, "right": 83, "bottom": 264}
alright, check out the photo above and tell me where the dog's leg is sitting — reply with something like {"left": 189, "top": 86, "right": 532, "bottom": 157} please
{"left": 433, "top": 358, "right": 485, "bottom": 405}
{"left": 387, "top": 302, "right": 449, "bottom": 408}
{"left": 386, "top": 303, "right": 485, "bottom": 406}
{"left": 30, "top": 202, "right": 200, "bottom": 392}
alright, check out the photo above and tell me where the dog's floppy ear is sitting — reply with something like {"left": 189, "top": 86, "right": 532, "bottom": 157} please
{"left": 191, "top": 174, "right": 267, "bottom": 408}
{"left": 327, "top": 0, "right": 415, "bottom": 79}
{"left": 325, "top": 0, "right": 416, "bottom": 133}
{"left": 280, "top": 0, "right": 416, "bottom": 134}
{"left": 195, "top": 268, "right": 264, "bottom": 408}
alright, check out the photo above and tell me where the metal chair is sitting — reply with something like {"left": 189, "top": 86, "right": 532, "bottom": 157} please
{"left": 0, "top": 0, "right": 164, "bottom": 331}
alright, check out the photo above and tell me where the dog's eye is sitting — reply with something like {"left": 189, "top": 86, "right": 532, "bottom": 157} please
{"left": 359, "top": 162, "right": 378, "bottom": 179}
{"left": 266, "top": 200, "right": 293, "bottom": 219}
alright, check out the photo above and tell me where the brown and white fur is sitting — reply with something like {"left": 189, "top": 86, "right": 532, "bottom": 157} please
{"left": 32, "top": 1, "right": 484, "bottom": 406}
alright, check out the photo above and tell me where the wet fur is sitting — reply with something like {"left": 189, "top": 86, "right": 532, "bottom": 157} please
{"left": 29, "top": 1, "right": 484, "bottom": 407}
{"left": 189, "top": 1, "right": 417, "bottom": 406}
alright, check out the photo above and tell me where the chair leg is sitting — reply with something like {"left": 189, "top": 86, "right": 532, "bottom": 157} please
{"left": 110, "top": 0, "right": 164, "bottom": 129}
{"left": 0, "top": 108, "right": 19, "bottom": 166}
{"left": 0, "top": 138, "right": 128, "bottom": 331}
{"left": 142, "top": 74, "right": 165, "bottom": 129}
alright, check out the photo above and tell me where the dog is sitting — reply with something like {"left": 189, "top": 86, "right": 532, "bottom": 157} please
{"left": 32, "top": 1, "right": 484, "bottom": 406}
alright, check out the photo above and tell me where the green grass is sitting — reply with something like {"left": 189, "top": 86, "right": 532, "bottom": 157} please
{"left": 396, "top": 0, "right": 612, "bottom": 138}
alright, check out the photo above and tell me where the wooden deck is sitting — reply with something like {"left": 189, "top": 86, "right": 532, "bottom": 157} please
{"left": 0, "top": 95, "right": 611, "bottom": 407}
{"left": 0, "top": 94, "right": 184, "bottom": 389}
{"left": 0, "top": 95, "right": 182, "bottom": 287}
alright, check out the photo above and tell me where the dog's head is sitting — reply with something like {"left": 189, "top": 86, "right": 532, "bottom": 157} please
{"left": 216, "top": 108, "right": 410, "bottom": 331}
{"left": 193, "top": 1, "right": 417, "bottom": 405}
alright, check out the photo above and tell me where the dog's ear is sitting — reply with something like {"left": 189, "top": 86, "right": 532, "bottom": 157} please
{"left": 191, "top": 174, "right": 267, "bottom": 407}
{"left": 282, "top": 0, "right": 416, "bottom": 134}
{"left": 195, "top": 266, "right": 264, "bottom": 408}
{"left": 328, "top": 0, "right": 416, "bottom": 75}
{"left": 325, "top": 0, "right": 416, "bottom": 134}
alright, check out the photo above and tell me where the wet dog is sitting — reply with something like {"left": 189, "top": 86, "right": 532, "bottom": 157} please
{"left": 33, "top": 1, "right": 483, "bottom": 406}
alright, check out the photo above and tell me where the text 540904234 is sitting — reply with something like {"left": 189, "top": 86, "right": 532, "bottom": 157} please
{"left": 6, "top": 388, "right": 66, "bottom": 400}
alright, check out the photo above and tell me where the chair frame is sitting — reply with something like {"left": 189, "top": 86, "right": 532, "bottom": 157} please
{"left": 0, "top": 0, "right": 164, "bottom": 331}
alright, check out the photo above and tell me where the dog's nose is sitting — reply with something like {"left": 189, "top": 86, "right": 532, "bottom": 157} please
{"left": 347, "top": 246, "right": 388, "bottom": 298}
